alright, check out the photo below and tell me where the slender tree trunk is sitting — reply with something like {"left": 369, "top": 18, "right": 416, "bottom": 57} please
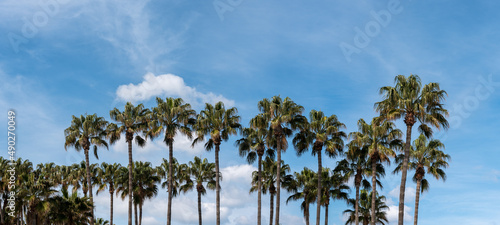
{"left": 305, "top": 203, "right": 309, "bottom": 225}
{"left": 258, "top": 154, "right": 263, "bottom": 225}
{"left": 167, "top": 143, "right": 173, "bottom": 225}
{"left": 399, "top": 124, "right": 413, "bottom": 225}
{"left": 110, "top": 189, "right": 114, "bottom": 225}
{"left": 84, "top": 148, "right": 95, "bottom": 225}
{"left": 140, "top": 203, "right": 143, "bottom": 225}
{"left": 128, "top": 139, "right": 134, "bottom": 225}
{"left": 134, "top": 203, "right": 138, "bottom": 225}
{"left": 355, "top": 184, "right": 360, "bottom": 225}
{"left": 316, "top": 149, "right": 322, "bottom": 225}
{"left": 324, "top": 204, "right": 328, "bottom": 225}
{"left": 414, "top": 179, "right": 421, "bottom": 225}
{"left": 215, "top": 144, "right": 221, "bottom": 225}
{"left": 198, "top": 189, "right": 202, "bottom": 225}
{"left": 371, "top": 156, "right": 376, "bottom": 225}
{"left": 269, "top": 192, "right": 274, "bottom": 225}
{"left": 275, "top": 137, "right": 281, "bottom": 225}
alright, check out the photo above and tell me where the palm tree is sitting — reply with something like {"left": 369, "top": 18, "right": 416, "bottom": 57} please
{"left": 148, "top": 97, "right": 196, "bottom": 225}
{"left": 249, "top": 157, "right": 293, "bottom": 225}
{"left": 97, "top": 162, "right": 122, "bottom": 225}
{"left": 319, "top": 168, "right": 349, "bottom": 225}
{"left": 293, "top": 110, "right": 346, "bottom": 225}
{"left": 344, "top": 190, "right": 389, "bottom": 225}
{"left": 182, "top": 157, "right": 218, "bottom": 225}
{"left": 349, "top": 118, "right": 401, "bottom": 225}
{"left": 48, "top": 187, "right": 93, "bottom": 225}
{"left": 236, "top": 115, "right": 274, "bottom": 225}
{"left": 95, "top": 218, "right": 110, "bottom": 225}
{"left": 257, "top": 96, "right": 305, "bottom": 225}
{"left": 157, "top": 158, "right": 188, "bottom": 201}
{"left": 375, "top": 74, "right": 448, "bottom": 225}
{"left": 335, "top": 141, "right": 372, "bottom": 225}
{"left": 192, "top": 101, "right": 241, "bottom": 225}
{"left": 394, "top": 134, "right": 450, "bottom": 225}
{"left": 109, "top": 102, "right": 151, "bottom": 225}
{"left": 133, "top": 161, "right": 160, "bottom": 225}
{"left": 64, "top": 113, "right": 110, "bottom": 224}
{"left": 286, "top": 167, "right": 316, "bottom": 225}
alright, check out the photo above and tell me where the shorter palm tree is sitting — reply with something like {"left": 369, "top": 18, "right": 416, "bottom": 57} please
{"left": 319, "top": 168, "right": 349, "bottom": 225}
{"left": 48, "top": 187, "right": 93, "bottom": 225}
{"left": 394, "top": 134, "right": 450, "bottom": 225}
{"left": 344, "top": 190, "right": 389, "bottom": 225}
{"left": 97, "top": 162, "right": 122, "bottom": 225}
{"left": 286, "top": 167, "right": 317, "bottom": 225}
{"left": 182, "top": 157, "right": 219, "bottom": 225}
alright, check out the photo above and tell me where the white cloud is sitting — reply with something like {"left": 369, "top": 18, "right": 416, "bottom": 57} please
{"left": 385, "top": 204, "right": 412, "bottom": 225}
{"left": 388, "top": 186, "right": 416, "bottom": 204}
{"left": 116, "top": 73, "right": 235, "bottom": 107}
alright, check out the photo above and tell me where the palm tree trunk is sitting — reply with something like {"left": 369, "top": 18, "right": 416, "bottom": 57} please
{"left": 128, "top": 139, "right": 133, "bottom": 225}
{"left": 269, "top": 192, "right": 274, "bottom": 225}
{"left": 110, "top": 190, "right": 114, "bottom": 225}
{"left": 316, "top": 150, "right": 322, "bottom": 225}
{"left": 275, "top": 137, "right": 281, "bottom": 225}
{"left": 371, "top": 157, "right": 376, "bottom": 225}
{"left": 167, "top": 143, "right": 173, "bottom": 225}
{"left": 324, "top": 203, "right": 328, "bottom": 225}
{"left": 398, "top": 124, "right": 413, "bottom": 225}
{"left": 139, "top": 203, "right": 143, "bottom": 225}
{"left": 198, "top": 189, "right": 202, "bottom": 225}
{"left": 355, "top": 184, "right": 360, "bottom": 225}
{"left": 134, "top": 203, "right": 138, "bottom": 225}
{"left": 84, "top": 148, "right": 95, "bottom": 225}
{"left": 414, "top": 179, "right": 421, "bottom": 225}
{"left": 305, "top": 203, "right": 309, "bottom": 225}
{"left": 258, "top": 154, "right": 263, "bottom": 225}
{"left": 215, "top": 144, "right": 221, "bottom": 225}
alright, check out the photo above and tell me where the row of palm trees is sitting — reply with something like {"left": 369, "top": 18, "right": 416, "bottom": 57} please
{"left": 0, "top": 156, "right": 218, "bottom": 225}
{"left": 1, "top": 74, "right": 450, "bottom": 225}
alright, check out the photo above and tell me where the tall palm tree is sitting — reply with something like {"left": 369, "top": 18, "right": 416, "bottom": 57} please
{"left": 344, "top": 190, "right": 389, "bottom": 225}
{"left": 64, "top": 113, "right": 110, "bottom": 224}
{"left": 293, "top": 110, "right": 346, "bottom": 225}
{"left": 319, "top": 168, "right": 349, "bottom": 225}
{"left": 97, "top": 162, "right": 122, "bottom": 225}
{"left": 148, "top": 97, "right": 196, "bottom": 225}
{"left": 192, "top": 101, "right": 241, "bottom": 225}
{"left": 375, "top": 74, "right": 448, "bottom": 225}
{"left": 394, "top": 134, "right": 449, "bottom": 225}
{"left": 335, "top": 141, "right": 372, "bottom": 225}
{"left": 286, "top": 167, "right": 317, "bottom": 225}
{"left": 236, "top": 115, "right": 274, "bottom": 225}
{"left": 349, "top": 118, "right": 401, "bottom": 225}
{"left": 182, "top": 157, "right": 218, "bottom": 225}
{"left": 109, "top": 102, "right": 151, "bottom": 225}
{"left": 257, "top": 96, "right": 305, "bottom": 225}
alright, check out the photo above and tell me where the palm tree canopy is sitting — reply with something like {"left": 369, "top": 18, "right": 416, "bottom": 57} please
{"left": 375, "top": 74, "right": 449, "bottom": 135}
{"left": 108, "top": 102, "right": 151, "bottom": 146}
{"left": 344, "top": 190, "right": 389, "bottom": 225}
{"left": 394, "top": 134, "right": 450, "bottom": 192}
{"left": 192, "top": 101, "right": 241, "bottom": 149}
{"left": 64, "top": 113, "right": 109, "bottom": 159}
{"left": 181, "top": 156, "right": 218, "bottom": 195}
{"left": 147, "top": 97, "right": 196, "bottom": 145}
{"left": 293, "top": 110, "right": 346, "bottom": 157}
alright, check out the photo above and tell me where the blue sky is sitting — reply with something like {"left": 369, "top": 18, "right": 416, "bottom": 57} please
{"left": 1, "top": 0, "right": 500, "bottom": 224}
